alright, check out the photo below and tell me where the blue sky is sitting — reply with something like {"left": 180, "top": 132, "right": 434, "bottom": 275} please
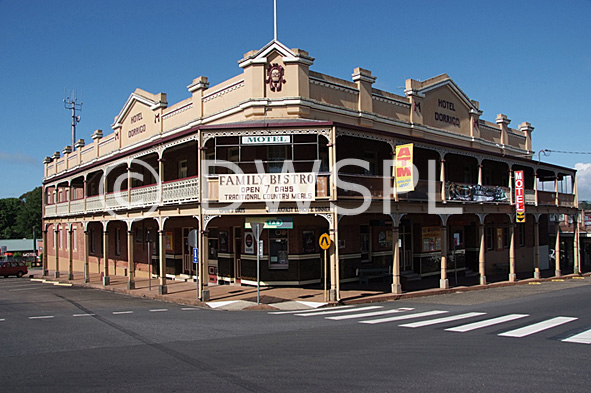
{"left": 1, "top": 0, "right": 590, "bottom": 199}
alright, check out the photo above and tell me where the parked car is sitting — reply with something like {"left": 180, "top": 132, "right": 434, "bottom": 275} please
{"left": 0, "top": 261, "right": 28, "bottom": 278}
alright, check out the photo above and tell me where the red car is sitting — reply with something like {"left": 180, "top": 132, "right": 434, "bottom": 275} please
{"left": 0, "top": 261, "right": 28, "bottom": 278}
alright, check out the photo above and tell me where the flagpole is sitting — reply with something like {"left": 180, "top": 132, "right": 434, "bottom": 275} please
{"left": 274, "top": 0, "right": 277, "bottom": 41}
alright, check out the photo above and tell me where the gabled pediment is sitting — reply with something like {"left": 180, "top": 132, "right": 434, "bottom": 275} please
{"left": 111, "top": 88, "right": 167, "bottom": 129}
{"left": 415, "top": 74, "right": 480, "bottom": 114}
{"left": 238, "top": 40, "right": 314, "bottom": 68}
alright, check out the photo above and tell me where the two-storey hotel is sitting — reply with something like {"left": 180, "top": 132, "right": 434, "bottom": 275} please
{"left": 42, "top": 40, "right": 580, "bottom": 301}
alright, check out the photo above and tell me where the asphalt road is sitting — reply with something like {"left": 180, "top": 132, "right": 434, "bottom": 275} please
{"left": 1, "top": 276, "right": 590, "bottom": 392}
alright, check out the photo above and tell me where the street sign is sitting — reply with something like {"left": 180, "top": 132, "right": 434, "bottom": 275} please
{"left": 251, "top": 222, "right": 264, "bottom": 242}
{"left": 188, "top": 229, "right": 198, "bottom": 248}
{"left": 516, "top": 212, "right": 526, "bottom": 223}
{"left": 193, "top": 247, "right": 199, "bottom": 264}
{"left": 245, "top": 217, "right": 293, "bottom": 229}
{"left": 319, "top": 233, "right": 331, "bottom": 250}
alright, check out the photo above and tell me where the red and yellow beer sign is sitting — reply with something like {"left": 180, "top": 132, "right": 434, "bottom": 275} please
{"left": 395, "top": 143, "right": 414, "bottom": 192}
{"left": 515, "top": 170, "right": 525, "bottom": 223}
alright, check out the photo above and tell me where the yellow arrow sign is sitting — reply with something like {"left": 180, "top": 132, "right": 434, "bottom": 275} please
{"left": 319, "top": 233, "right": 331, "bottom": 250}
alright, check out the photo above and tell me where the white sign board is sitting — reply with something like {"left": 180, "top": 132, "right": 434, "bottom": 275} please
{"left": 218, "top": 173, "right": 317, "bottom": 202}
{"left": 241, "top": 135, "right": 291, "bottom": 144}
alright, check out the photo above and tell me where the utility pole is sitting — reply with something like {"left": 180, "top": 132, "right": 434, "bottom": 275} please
{"left": 64, "top": 89, "right": 82, "bottom": 151}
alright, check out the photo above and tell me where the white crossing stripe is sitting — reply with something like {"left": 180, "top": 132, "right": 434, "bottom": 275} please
{"left": 295, "top": 305, "right": 383, "bottom": 317}
{"left": 29, "top": 315, "right": 54, "bottom": 320}
{"left": 400, "top": 312, "right": 486, "bottom": 328}
{"left": 112, "top": 311, "right": 134, "bottom": 315}
{"left": 498, "top": 316, "right": 578, "bottom": 338}
{"left": 359, "top": 310, "right": 449, "bottom": 325}
{"left": 445, "top": 314, "right": 529, "bottom": 333}
{"left": 73, "top": 313, "right": 95, "bottom": 317}
{"left": 269, "top": 306, "right": 355, "bottom": 315}
{"left": 181, "top": 308, "right": 200, "bottom": 311}
{"left": 562, "top": 329, "right": 591, "bottom": 344}
{"left": 327, "top": 308, "right": 414, "bottom": 321}
{"left": 150, "top": 309, "right": 168, "bottom": 312}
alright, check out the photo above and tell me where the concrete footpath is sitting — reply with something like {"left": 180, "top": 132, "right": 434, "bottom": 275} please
{"left": 31, "top": 269, "right": 590, "bottom": 311}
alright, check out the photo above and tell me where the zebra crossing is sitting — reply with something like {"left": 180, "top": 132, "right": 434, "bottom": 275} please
{"left": 268, "top": 305, "right": 591, "bottom": 345}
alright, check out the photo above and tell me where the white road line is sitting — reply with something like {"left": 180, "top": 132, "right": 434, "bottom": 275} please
{"left": 327, "top": 308, "right": 415, "bottom": 321}
{"left": 73, "top": 313, "right": 95, "bottom": 317}
{"left": 0, "top": 319, "right": 5, "bottom": 322}
{"left": 181, "top": 308, "right": 200, "bottom": 311}
{"left": 269, "top": 306, "right": 355, "bottom": 315}
{"left": 445, "top": 314, "right": 530, "bottom": 333}
{"left": 400, "top": 312, "right": 486, "bottom": 328}
{"left": 295, "top": 305, "right": 383, "bottom": 317}
{"left": 29, "top": 316, "right": 54, "bottom": 320}
{"left": 112, "top": 311, "right": 134, "bottom": 315}
{"left": 149, "top": 309, "right": 168, "bottom": 312}
{"left": 359, "top": 310, "right": 449, "bottom": 325}
{"left": 562, "top": 329, "right": 591, "bottom": 344}
{"left": 498, "top": 316, "right": 578, "bottom": 338}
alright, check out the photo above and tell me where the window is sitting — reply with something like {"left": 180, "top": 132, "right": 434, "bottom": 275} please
{"left": 360, "top": 225, "right": 370, "bottom": 262}
{"left": 66, "top": 228, "right": 70, "bottom": 250}
{"left": 485, "top": 227, "right": 494, "bottom": 250}
{"left": 268, "top": 145, "right": 288, "bottom": 173}
{"left": 90, "top": 228, "right": 96, "bottom": 253}
{"left": 503, "top": 227, "right": 509, "bottom": 249}
{"left": 363, "top": 152, "right": 377, "bottom": 175}
{"left": 269, "top": 230, "right": 289, "bottom": 269}
{"left": 178, "top": 160, "right": 188, "bottom": 179}
{"left": 73, "top": 228, "right": 77, "bottom": 251}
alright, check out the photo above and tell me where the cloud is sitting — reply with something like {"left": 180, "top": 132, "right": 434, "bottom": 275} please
{"left": 575, "top": 162, "right": 591, "bottom": 201}
{"left": 0, "top": 152, "right": 38, "bottom": 166}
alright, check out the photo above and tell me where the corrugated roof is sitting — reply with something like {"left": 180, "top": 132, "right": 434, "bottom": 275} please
{"left": 0, "top": 239, "right": 35, "bottom": 252}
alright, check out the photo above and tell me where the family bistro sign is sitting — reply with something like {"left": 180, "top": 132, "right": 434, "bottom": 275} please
{"left": 218, "top": 173, "right": 317, "bottom": 202}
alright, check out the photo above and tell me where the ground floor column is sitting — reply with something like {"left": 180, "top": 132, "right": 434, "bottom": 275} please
{"left": 391, "top": 225, "right": 402, "bottom": 294}
{"left": 479, "top": 223, "right": 487, "bottom": 285}
{"left": 554, "top": 223, "right": 561, "bottom": 276}
{"left": 200, "top": 230, "right": 209, "bottom": 301}
{"left": 42, "top": 229, "right": 48, "bottom": 276}
{"left": 103, "top": 229, "right": 110, "bottom": 285}
{"left": 127, "top": 229, "right": 135, "bottom": 290}
{"left": 54, "top": 228, "right": 60, "bottom": 278}
{"left": 68, "top": 227, "right": 74, "bottom": 280}
{"left": 509, "top": 224, "right": 516, "bottom": 282}
{"left": 158, "top": 230, "right": 167, "bottom": 295}
{"left": 534, "top": 219, "right": 541, "bottom": 279}
{"left": 84, "top": 229, "right": 89, "bottom": 283}
{"left": 440, "top": 225, "right": 449, "bottom": 289}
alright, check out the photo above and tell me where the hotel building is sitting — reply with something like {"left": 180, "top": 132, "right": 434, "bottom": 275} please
{"left": 42, "top": 40, "right": 579, "bottom": 301}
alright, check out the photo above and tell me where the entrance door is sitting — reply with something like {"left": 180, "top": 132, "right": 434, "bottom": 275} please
{"left": 182, "top": 227, "right": 195, "bottom": 275}
{"left": 400, "top": 223, "right": 413, "bottom": 271}
{"left": 234, "top": 227, "right": 242, "bottom": 284}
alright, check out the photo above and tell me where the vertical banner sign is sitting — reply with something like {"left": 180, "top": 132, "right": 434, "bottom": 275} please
{"left": 395, "top": 143, "right": 414, "bottom": 192}
{"left": 515, "top": 170, "right": 525, "bottom": 223}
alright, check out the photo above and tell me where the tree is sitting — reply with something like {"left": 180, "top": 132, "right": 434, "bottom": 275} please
{"left": 15, "top": 187, "right": 42, "bottom": 239}
{"left": 0, "top": 197, "right": 22, "bottom": 238}
{"left": 0, "top": 186, "right": 42, "bottom": 239}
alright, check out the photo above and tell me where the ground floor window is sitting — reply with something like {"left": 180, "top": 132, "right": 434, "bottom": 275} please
{"left": 269, "top": 230, "right": 288, "bottom": 269}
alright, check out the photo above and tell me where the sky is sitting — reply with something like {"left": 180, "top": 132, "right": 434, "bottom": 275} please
{"left": 1, "top": 0, "right": 590, "bottom": 199}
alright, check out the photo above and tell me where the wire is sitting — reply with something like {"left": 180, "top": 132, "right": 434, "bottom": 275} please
{"left": 544, "top": 149, "right": 591, "bottom": 155}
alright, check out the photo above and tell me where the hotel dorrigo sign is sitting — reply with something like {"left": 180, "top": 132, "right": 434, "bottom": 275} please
{"left": 218, "top": 173, "right": 316, "bottom": 202}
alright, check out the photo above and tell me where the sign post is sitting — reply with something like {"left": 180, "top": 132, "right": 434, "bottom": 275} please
{"left": 251, "top": 222, "right": 265, "bottom": 305}
{"left": 319, "top": 233, "right": 331, "bottom": 302}
{"left": 188, "top": 229, "right": 200, "bottom": 300}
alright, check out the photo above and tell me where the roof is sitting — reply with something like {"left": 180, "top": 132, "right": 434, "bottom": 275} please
{"left": 0, "top": 239, "right": 35, "bottom": 252}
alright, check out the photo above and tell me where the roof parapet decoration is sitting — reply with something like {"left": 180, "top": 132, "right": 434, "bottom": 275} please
{"left": 238, "top": 40, "right": 314, "bottom": 68}
{"left": 111, "top": 88, "right": 168, "bottom": 130}
{"left": 405, "top": 74, "right": 482, "bottom": 115}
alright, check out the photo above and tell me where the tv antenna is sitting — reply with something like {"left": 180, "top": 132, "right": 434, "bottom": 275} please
{"left": 64, "top": 89, "right": 83, "bottom": 151}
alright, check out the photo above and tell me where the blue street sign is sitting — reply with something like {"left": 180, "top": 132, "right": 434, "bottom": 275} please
{"left": 193, "top": 248, "right": 199, "bottom": 264}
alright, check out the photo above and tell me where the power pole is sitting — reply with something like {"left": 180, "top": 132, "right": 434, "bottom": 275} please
{"left": 64, "top": 90, "right": 82, "bottom": 151}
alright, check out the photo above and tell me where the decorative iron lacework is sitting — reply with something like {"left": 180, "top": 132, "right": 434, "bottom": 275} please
{"left": 202, "top": 80, "right": 245, "bottom": 103}
{"left": 336, "top": 128, "right": 395, "bottom": 151}
{"left": 162, "top": 135, "right": 198, "bottom": 152}
{"left": 202, "top": 127, "right": 331, "bottom": 145}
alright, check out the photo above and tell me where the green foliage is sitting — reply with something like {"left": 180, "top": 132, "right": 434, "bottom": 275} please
{"left": 0, "top": 186, "right": 42, "bottom": 239}
{"left": 580, "top": 201, "right": 591, "bottom": 210}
